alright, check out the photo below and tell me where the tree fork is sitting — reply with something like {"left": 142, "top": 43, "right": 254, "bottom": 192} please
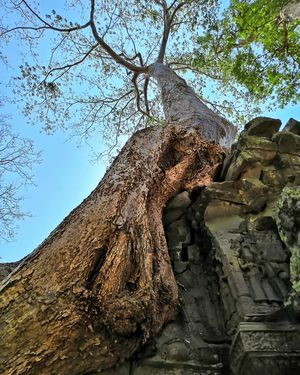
{"left": 0, "top": 123, "right": 223, "bottom": 375}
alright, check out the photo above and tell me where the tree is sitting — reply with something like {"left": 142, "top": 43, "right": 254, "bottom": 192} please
{"left": 0, "top": 1, "right": 299, "bottom": 374}
{"left": 193, "top": 0, "right": 300, "bottom": 110}
{"left": 0, "top": 99, "right": 40, "bottom": 240}
{"left": 0, "top": 0, "right": 297, "bottom": 156}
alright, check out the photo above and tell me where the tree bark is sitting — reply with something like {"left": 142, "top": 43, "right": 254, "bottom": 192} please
{"left": 148, "top": 63, "right": 236, "bottom": 147}
{"left": 0, "top": 123, "right": 224, "bottom": 375}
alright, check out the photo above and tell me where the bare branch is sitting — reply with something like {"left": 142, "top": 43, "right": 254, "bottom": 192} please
{"left": 119, "top": 52, "right": 144, "bottom": 66}
{"left": 167, "top": 0, "right": 179, "bottom": 11}
{"left": 169, "top": 62, "right": 222, "bottom": 80}
{"left": 131, "top": 73, "right": 150, "bottom": 117}
{"left": 169, "top": 1, "right": 187, "bottom": 25}
{"left": 0, "top": 115, "right": 41, "bottom": 240}
{"left": 21, "top": 0, "right": 91, "bottom": 33}
{"left": 1, "top": 25, "right": 39, "bottom": 37}
{"left": 156, "top": 0, "right": 187, "bottom": 63}
{"left": 1, "top": 1, "right": 91, "bottom": 37}
{"left": 156, "top": 1, "right": 170, "bottom": 63}
{"left": 144, "top": 77, "right": 150, "bottom": 115}
{"left": 44, "top": 43, "right": 99, "bottom": 82}
{"left": 90, "top": 0, "right": 147, "bottom": 73}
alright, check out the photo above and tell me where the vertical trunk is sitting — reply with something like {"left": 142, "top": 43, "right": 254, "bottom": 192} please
{"left": 148, "top": 63, "right": 236, "bottom": 147}
{"left": 0, "top": 123, "right": 223, "bottom": 375}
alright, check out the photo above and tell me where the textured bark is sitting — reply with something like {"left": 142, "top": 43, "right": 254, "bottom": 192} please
{"left": 0, "top": 261, "right": 20, "bottom": 282}
{"left": 148, "top": 63, "right": 237, "bottom": 147}
{"left": 0, "top": 123, "right": 223, "bottom": 375}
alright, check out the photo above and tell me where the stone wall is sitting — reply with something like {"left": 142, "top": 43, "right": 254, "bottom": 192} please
{"left": 203, "top": 117, "right": 300, "bottom": 374}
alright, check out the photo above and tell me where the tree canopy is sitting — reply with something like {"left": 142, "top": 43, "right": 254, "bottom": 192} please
{"left": 0, "top": 0, "right": 299, "bottom": 156}
{"left": 194, "top": 0, "right": 300, "bottom": 110}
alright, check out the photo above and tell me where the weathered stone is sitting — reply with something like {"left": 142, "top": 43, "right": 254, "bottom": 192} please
{"left": 166, "top": 219, "right": 191, "bottom": 249}
{"left": 225, "top": 135, "right": 277, "bottom": 180}
{"left": 282, "top": 118, "right": 300, "bottom": 135}
{"left": 276, "top": 186, "right": 300, "bottom": 292}
{"left": 238, "top": 133, "right": 278, "bottom": 152}
{"left": 204, "top": 200, "right": 242, "bottom": 222}
{"left": 240, "top": 163, "right": 262, "bottom": 179}
{"left": 205, "top": 178, "right": 269, "bottom": 213}
{"left": 176, "top": 269, "right": 194, "bottom": 289}
{"left": 227, "top": 271, "right": 251, "bottom": 299}
{"left": 250, "top": 216, "right": 277, "bottom": 231}
{"left": 163, "top": 208, "right": 186, "bottom": 226}
{"left": 133, "top": 362, "right": 223, "bottom": 375}
{"left": 272, "top": 131, "right": 300, "bottom": 153}
{"left": 230, "top": 322, "right": 300, "bottom": 375}
{"left": 173, "top": 261, "right": 188, "bottom": 274}
{"left": 260, "top": 166, "right": 286, "bottom": 190}
{"left": 167, "top": 191, "right": 192, "bottom": 210}
{"left": 243, "top": 117, "right": 281, "bottom": 138}
{"left": 186, "top": 245, "right": 201, "bottom": 263}
{"left": 100, "top": 362, "right": 130, "bottom": 375}
{"left": 164, "top": 342, "right": 190, "bottom": 361}
{"left": 261, "top": 240, "right": 288, "bottom": 262}
{"left": 219, "top": 149, "right": 237, "bottom": 180}
{"left": 278, "top": 152, "right": 300, "bottom": 166}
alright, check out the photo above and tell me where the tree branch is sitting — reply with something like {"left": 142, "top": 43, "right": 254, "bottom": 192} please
{"left": 156, "top": 1, "right": 170, "bottom": 63}
{"left": 169, "top": 62, "right": 222, "bottom": 80}
{"left": 170, "top": 1, "right": 187, "bottom": 25}
{"left": 90, "top": 0, "right": 147, "bottom": 73}
{"left": 143, "top": 77, "right": 150, "bottom": 115}
{"left": 1, "top": 1, "right": 91, "bottom": 37}
{"left": 156, "top": 0, "right": 187, "bottom": 63}
{"left": 43, "top": 43, "right": 99, "bottom": 82}
{"left": 22, "top": 0, "right": 91, "bottom": 33}
{"left": 131, "top": 73, "right": 150, "bottom": 117}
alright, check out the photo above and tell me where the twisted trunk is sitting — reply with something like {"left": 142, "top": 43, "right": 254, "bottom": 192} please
{"left": 0, "top": 123, "right": 224, "bottom": 375}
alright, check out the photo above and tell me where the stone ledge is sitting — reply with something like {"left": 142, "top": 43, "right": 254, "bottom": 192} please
{"left": 133, "top": 359, "right": 223, "bottom": 375}
{"left": 230, "top": 322, "right": 300, "bottom": 375}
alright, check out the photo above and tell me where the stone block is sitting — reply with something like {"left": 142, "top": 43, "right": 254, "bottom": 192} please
{"left": 260, "top": 166, "right": 286, "bottom": 190}
{"left": 272, "top": 131, "right": 300, "bottom": 153}
{"left": 166, "top": 219, "right": 191, "bottom": 248}
{"left": 204, "top": 200, "right": 242, "bottom": 222}
{"left": 243, "top": 117, "right": 281, "bottom": 138}
{"left": 282, "top": 118, "right": 300, "bottom": 135}
{"left": 227, "top": 271, "right": 251, "bottom": 300}
{"left": 167, "top": 191, "right": 192, "bottom": 210}
{"left": 163, "top": 208, "right": 186, "bottom": 226}
{"left": 205, "top": 179, "right": 268, "bottom": 213}
{"left": 187, "top": 244, "right": 201, "bottom": 263}
{"left": 100, "top": 361, "right": 130, "bottom": 375}
{"left": 230, "top": 322, "right": 300, "bottom": 375}
{"left": 240, "top": 163, "right": 262, "bottom": 179}
{"left": 133, "top": 362, "right": 223, "bottom": 375}
{"left": 238, "top": 133, "right": 278, "bottom": 152}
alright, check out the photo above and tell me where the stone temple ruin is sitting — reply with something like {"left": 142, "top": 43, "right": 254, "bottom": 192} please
{"left": 101, "top": 117, "right": 300, "bottom": 375}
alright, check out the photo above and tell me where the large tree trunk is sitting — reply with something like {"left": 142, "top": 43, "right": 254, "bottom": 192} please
{"left": 148, "top": 63, "right": 236, "bottom": 147}
{"left": 0, "top": 65, "right": 236, "bottom": 374}
{"left": 0, "top": 122, "right": 225, "bottom": 375}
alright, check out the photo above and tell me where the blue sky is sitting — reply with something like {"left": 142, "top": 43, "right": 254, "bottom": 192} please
{"left": 0, "top": 1, "right": 299, "bottom": 262}
{"left": 0, "top": 112, "right": 107, "bottom": 262}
